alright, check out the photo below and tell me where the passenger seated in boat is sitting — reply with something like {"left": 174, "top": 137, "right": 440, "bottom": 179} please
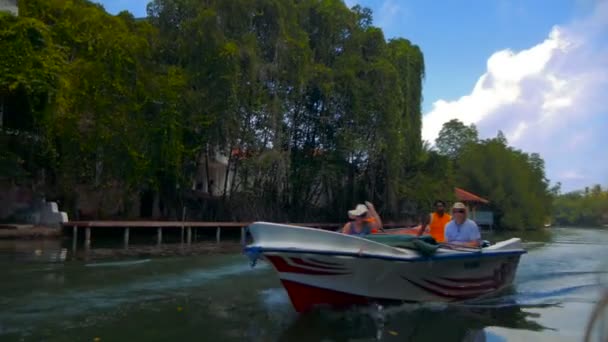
{"left": 444, "top": 202, "right": 481, "bottom": 247}
{"left": 340, "top": 201, "right": 383, "bottom": 236}
{"left": 414, "top": 212, "right": 431, "bottom": 236}
{"left": 417, "top": 200, "right": 451, "bottom": 242}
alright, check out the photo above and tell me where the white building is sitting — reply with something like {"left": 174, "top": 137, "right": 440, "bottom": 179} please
{"left": 0, "top": 0, "right": 18, "bottom": 15}
{"left": 192, "top": 147, "right": 236, "bottom": 196}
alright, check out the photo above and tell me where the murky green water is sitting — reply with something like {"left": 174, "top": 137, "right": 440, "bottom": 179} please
{"left": 0, "top": 228, "right": 607, "bottom": 341}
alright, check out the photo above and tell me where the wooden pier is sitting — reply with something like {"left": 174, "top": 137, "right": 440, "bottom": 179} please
{"left": 62, "top": 221, "right": 343, "bottom": 253}
{"left": 62, "top": 220, "right": 413, "bottom": 255}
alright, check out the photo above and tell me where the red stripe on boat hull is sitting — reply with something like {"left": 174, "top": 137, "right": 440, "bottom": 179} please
{"left": 290, "top": 257, "right": 346, "bottom": 270}
{"left": 423, "top": 278, "right": 498, "bottom": 291}
{"left": 405, "top": 278, "right": 496, "bottom": 300}
{"left": 266, "top": 256, "right": 350, "bottom": 275}
{"left": 309, "top": 258, "right": 343, "bottom": 267}
{"left": 440, "top": 276, "right": 495, "bottom": 283}
{"left": 280, "top": 279, "right": 371, "bottom": 313}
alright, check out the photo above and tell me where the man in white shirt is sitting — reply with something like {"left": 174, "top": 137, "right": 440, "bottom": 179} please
{"left": 444, "top": 202, "right": 481, "bottom": 247}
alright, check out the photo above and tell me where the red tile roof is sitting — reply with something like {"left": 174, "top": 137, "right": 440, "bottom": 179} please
{"left": 455, "top": 187, "right": 489, "bottom": 204}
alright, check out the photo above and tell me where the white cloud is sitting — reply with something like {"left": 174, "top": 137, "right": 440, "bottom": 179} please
{"left": 422, "top": 1, "right": 608, "bottom": 190}
{"left": 560, "top": 170, "right": 586, "bottom": 181}
{"left": 376, "top": 0, "right": 408, "bottom": 28}
{"left": 508, "top": 122, "right": 528, "bottom": 143}
{"left": 566, "top": 130, "right": 590, "bottom": 149}
{"left": 421, "top": 26, "right": 574, "bottom": 143}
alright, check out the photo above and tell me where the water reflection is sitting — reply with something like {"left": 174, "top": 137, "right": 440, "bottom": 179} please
{"left": 278, "top": 300, "right": 554, "bottom": 342}
{"left": 0, "top": 239, "right": 67, "bottom": 263}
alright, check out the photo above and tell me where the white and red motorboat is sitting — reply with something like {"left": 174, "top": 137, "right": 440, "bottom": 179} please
{"left": 245, "top": 222, "right": 526, "bottom": 313}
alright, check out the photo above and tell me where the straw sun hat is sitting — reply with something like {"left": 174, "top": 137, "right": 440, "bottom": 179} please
{"left": 348, "top": 204, "right": 368, "bottom": 217}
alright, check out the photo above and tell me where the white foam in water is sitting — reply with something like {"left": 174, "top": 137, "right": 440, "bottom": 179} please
{"left": 259, "top": 288, "right": 290, "bottom": 307}
{"left": 356, "top": 301, "right": 448, "bottom": 321}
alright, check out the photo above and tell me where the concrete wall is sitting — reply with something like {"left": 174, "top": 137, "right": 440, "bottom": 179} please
{"left": 40, "top": 201, "right": 68, "bottom": 227}
{"left": 7, "top": 197, "right": 68, "bottom": 228}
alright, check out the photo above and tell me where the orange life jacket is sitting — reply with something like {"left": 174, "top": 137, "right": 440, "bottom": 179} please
{"left": 348, "top": 217, "right": 379, "bottom": 234}
{"left": 365, "top": 217, "right": 380, "bottom": 233}
{"left": 429, "top": 212, "right": 451, "bottom": 242}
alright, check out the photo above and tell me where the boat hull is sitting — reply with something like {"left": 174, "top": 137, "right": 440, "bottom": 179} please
{"left": 245, "top": 222, "right": 525, "bottom": 313}
{"left": 262, "top": 251, "right": 521, "bottom": 312}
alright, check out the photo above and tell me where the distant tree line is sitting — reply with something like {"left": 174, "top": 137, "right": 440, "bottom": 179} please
{"left": 551, "top": 184, "right": 608, "bottom": 227}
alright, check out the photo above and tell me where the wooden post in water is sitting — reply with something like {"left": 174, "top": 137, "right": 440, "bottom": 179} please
{"left": 157, "top": 227, "right": 162, "bottom": 246}
{"left": 216, "top": 227, "right": 221, "bottom": 243}
{"left": 180, "top": 207, "right": 186, "bottom": 244}
{"left": 187, "top": 227, "right": 192, "bottom": 245}
{"left": 72, "top": 226, "right": 78, "bottom": 254}
{"left": 84, "top": 227, "right": 91, "bottom": 250}
{"left": 124, "top": 227, "right": 130, "bottom": 249}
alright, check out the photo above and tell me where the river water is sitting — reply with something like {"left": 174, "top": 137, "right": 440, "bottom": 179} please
{"left": 0, "top": 227, "right": 606, "bottom": 341}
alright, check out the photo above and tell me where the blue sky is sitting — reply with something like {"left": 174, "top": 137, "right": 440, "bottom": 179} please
{"left": 344, "top": 0, "right": 590, "bottom": 111}
{"left": 97, "top": 0, "right": 607, "bottom": 192}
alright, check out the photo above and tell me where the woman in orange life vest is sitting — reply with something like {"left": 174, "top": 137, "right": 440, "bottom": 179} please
{"left": 417, "top": 200, "right": 452, "bottom": 243}
{"left": 340, "top": 201, "right": 383, "bottom": 236}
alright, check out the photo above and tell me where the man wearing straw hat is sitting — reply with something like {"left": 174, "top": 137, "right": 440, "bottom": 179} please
{"left": 444, "top": 202, "right": 481, "bottom": 247}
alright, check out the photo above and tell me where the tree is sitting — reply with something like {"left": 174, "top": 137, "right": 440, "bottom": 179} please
{"left": 456, "top": 133, "right": 551, "bottom": 230}
{"left": 2, "top": 0, "right": 432, "bottom": 223}
{"left": 0, "top": 13, "right": 64, "bottom": 180}
{"left": 549, "top": 182, "right": 562, "bottom": 196}
{"left": 435, "top": 119, "right": 478, "bottom": 159}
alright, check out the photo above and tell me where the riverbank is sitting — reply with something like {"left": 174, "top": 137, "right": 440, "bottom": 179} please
{"left": 0, "top": 224, "right": 61, "bottom": 239}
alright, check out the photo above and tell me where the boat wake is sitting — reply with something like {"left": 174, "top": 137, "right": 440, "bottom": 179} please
{"left": 84, "top": 259, "right": 151, "bottom": 267}
{"left": 0, "top": 257, "right": 270, "bottom": 335}
{"left": 276, "top": 295, "right": 556, "bottom": 341}
{"left": 263, "top": 274, "right": 600, "bottom": 341}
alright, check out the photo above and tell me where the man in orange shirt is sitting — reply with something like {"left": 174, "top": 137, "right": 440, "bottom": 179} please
{"left": 417, "top": 200, "right": 452, "bottom": 243}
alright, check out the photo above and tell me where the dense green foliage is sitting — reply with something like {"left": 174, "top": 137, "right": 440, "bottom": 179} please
{"left": 436, "top": 120, "right": 552, "bottom": 230}
{"left": 1, "top": 1, "right": 558, "bottom": 229}
{"left": 552, "top": 184, "right": 608, "bottom": 226}
{"left": 435, "top": 119, "right": 478, "bottom": 159}
{"left": 457, "top": 136, "right": 552, "bottom": 230}
{"left": 1, "top": 0, "right": 437, "bottom": 221}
